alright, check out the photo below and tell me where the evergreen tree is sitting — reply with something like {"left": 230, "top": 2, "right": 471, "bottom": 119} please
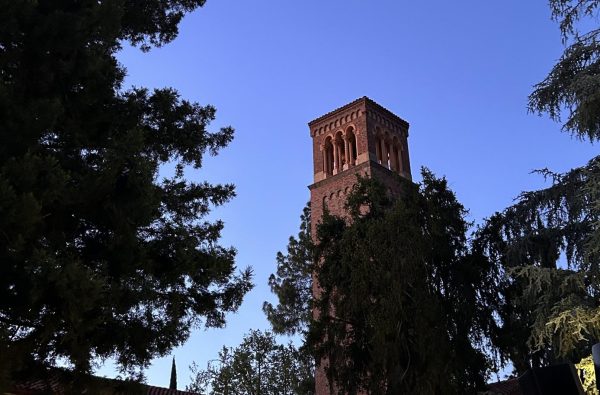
{"left": 309, "top": 172, "right": 497, "bottom": 395}
{"left": 474, "top": 0, "right": 600, "bottom": 372}
{"left": 263, "top": 203, "right": 314, "bottom": 336}
{"left": 474, "top": 160, "right": 600, "bottom": 370}
{"left": 170, "top": 357, "right": 177, "bottom": 390}
{"left": 0, "top": 0, "right": 253, "bottom": 380}
{"left": 529, "top": 0, "right": 600, "bottom": 142}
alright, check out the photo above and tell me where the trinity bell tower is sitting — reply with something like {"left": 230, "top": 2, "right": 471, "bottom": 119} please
{"left": 308, "top": 97, "right": 413, "bottom": 395}
{"left": 308, "top": 96, "right": 412, "bottom": 237}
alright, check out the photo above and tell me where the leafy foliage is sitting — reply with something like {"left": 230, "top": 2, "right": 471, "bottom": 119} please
{"left": 187, "top": 330, "right": 314, "bottom": 395}
{"left": 263, "top": 204, "right": 314, "bottom": 336}
{"left": 576, "top": 355, "right": 599, "bottom": 394}
{"left": 475, "top": 0, "right": 600, "bottom": 373}
{"left": 475, "top": 157, "right": 600, "bottom": 370}
{"left": 529, "top": 0, "right": 600, "bottom": 141}
{"left": 0, "top": 0, "right": 252, "bottom": 379}
{"left": 309, "top": 172, "right": 498, "bottom": 395}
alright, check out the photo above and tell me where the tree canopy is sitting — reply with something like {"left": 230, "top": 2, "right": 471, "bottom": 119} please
{"left": 187, "top": 330, "right": 314, "bottom": 395}
{"left": 305, "top": 172, "right": 498, "bottom": 395}
{"left": 529, "top": 0, "right": 600, "bottom": 142}
{"left": 0, "top": 0, "right": 252, "bottom": 381}
{"left": 474, "top": 158, "right": 600, "bottom": 371}
{"left": 263, "top": 204, "right": 313, "bottom": 336}
{"left": 474, "top": 0, "right": 600, "bottom": 373}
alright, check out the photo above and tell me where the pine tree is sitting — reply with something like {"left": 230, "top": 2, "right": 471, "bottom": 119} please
{"left": 0, "top": 0, "right": 253, "bottom": 380}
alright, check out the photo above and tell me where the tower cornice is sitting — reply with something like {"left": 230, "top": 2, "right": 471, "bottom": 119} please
{"left": 308, "top": 96, "right": 409, "bottom": 134}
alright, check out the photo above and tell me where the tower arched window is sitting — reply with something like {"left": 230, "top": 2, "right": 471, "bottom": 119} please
{"left": 392, "top": 137, "right": 401, "bottom": 173}
{"left": 401, "top": 139, "right": 409, "bottom": 174}
{"left": 323, "top": 137, "right": 334, "bottom": 176}
{"left": 375, "top": 127, "right": 383, "bottom": 164}
{"left": 346, "top": 127, "right": 357, "bottom": 166}
{"left": 382, "top": 134, "right": 391, "bottom": 169}
{"left": 334, "top": 132, "right": 345, "bottom": 172}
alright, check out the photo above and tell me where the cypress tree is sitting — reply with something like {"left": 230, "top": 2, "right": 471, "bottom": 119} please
{"left": 170, "top": 357, "right": 177, "bottom": 390}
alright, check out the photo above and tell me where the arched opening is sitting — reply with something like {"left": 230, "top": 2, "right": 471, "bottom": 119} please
{"left": 401, "top": 139, "right": 409, "bottom": 174}
{"left": 346, "top": 127, "right": 357, "bottom": 166}
{"left": 381, "top": 134, "right": 391, "bottom": 169}
{"left": 375, "top": 127, "right": 383, "bottom": 164}
{"left": 323, "top": 136, "right": 334, "bottom": 176}
{"left": 334, "top": 132, "right": 345, "bottom": 172}
{"left": 391, "top": 137, "right": 401, "bottom": 173}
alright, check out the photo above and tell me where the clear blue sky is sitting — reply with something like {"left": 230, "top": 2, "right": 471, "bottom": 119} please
{"left": 102, "top": 0, "right": 597, "bottom": 388}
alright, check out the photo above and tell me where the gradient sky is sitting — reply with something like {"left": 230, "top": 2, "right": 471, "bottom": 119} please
{"left": 101, "top": 0, "right": 597, "bottom": 388}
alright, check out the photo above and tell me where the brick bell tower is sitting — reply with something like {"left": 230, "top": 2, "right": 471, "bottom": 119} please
{"left": 308, "top": 97, "right": 412, "bottom": 395}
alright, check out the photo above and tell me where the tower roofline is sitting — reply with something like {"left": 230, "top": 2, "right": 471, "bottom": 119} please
{"left": 307, "top": 96, "right": 410, "bottom": 129}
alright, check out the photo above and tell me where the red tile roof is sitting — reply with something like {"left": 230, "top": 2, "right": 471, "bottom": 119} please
{"left": 146, "top": 385, "right": 198, "bottom": 395}
{"left": 10, "top": 374, "right": 199, "bottom": 395}
{"left": 486, "top": 378, "right": 523, "bottom": 395}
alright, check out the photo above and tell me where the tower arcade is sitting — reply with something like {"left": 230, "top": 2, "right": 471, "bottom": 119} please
{"left": 308, "top": 96, "right": 412, "bottom": 238}
{"left": 307, "top": 97, "right": 413, "bottom": 395}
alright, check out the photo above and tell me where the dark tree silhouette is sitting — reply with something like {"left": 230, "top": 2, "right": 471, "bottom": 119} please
{"left": 0, "top": 0, "right": 252, "bottom": 381}
{"left": 268, "top": 172, "right": 498, "bottom": 394}
{"left": 170, "top": 357, "right": 177, "bottom": 390}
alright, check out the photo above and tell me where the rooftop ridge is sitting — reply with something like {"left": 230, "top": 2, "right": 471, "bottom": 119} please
{"left": 308, "top": 96, "right": 409, "bottom": 127}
